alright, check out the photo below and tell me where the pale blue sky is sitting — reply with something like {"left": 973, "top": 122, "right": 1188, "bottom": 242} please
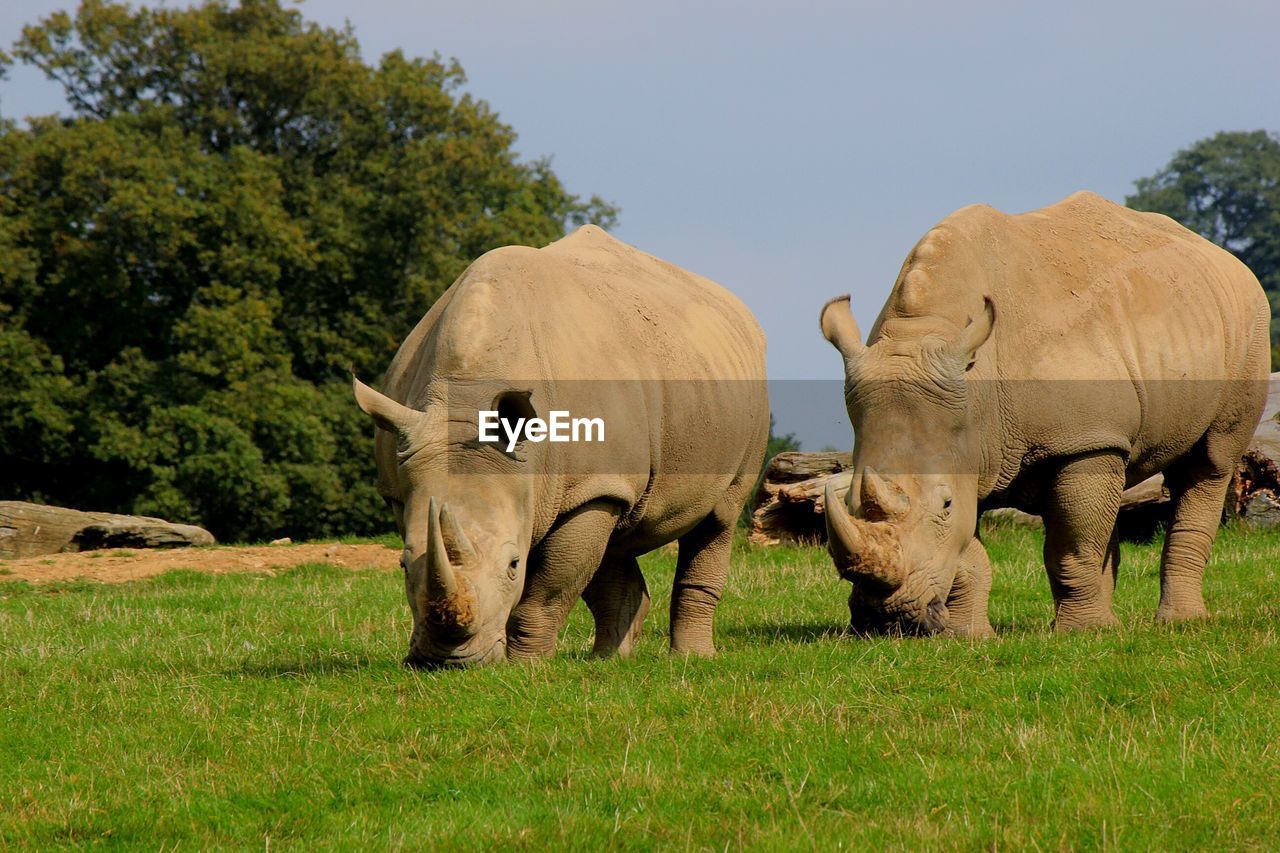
{"left": 2, "top": 1, "right": 1277, "bottom": 447}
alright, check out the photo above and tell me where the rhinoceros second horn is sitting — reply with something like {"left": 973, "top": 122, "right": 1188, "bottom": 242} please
{"left": 437, "top": 502, "right": 477, "bottom": 565}
{"left": 860, "top": 467, "right": 910, "bottom": 521}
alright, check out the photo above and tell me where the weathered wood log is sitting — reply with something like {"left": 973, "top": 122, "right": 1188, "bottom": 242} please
{"left": 750, "top": 374, "right": 1280, "bottom": 544}
{"left": 751, "top": 457, "right": 1170, "bottom": 544}
{"left": 749, "top": 452, "right": 852, "bottom": 545}
{"left": 985, "top": 474, "right": 1170, "bottom": 534}
{"left": 0, "top": 501, "right": 215, "bottom": 559}
{"left": 756, "top": 451, "right": 852, "bottom": 485}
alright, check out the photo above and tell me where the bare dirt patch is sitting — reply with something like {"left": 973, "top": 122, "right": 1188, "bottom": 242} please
{"left": 0, "top": 543, "right": 400, "bottom": 584}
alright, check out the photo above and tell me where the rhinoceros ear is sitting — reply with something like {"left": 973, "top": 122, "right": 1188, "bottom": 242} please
{"left": 955, "top": 296, "right": 996, "bottom": 370}
{"left": 820, "top": 294, "right": 865, "bottom": 362}
{"left": 353, "top": 375, "right": 422, "bottom": 436}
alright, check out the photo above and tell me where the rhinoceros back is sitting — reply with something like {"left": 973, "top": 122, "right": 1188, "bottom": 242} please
{"left": 870, "top": 191, "right": 1271, "bottom": 492}
{"left": 379, "top": 225, "right": 768, "bottom": 547}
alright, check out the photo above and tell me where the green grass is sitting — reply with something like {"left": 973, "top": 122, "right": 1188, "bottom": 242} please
{"left": 2, "top": 524, "right": 1278, "bottom": 848}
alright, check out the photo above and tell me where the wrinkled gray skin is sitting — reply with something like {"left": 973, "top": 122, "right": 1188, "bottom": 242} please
{"left": 821, "top": 192, "right": 1271, "bottom": 636}
{"left": 355, "top": 225, "right": 768, "bottom": 666}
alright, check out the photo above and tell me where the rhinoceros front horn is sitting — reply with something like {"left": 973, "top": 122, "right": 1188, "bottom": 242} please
{"left": 825, "top": 479, "right": 905, "bottom": 592}
{"left": 425, "top": 498, "right": 476, "bottom": 631}
{"left": 426, "top": 497, "right": 458, "bottom": 598}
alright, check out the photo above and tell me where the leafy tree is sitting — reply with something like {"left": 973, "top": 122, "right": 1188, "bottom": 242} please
{"left": 765, "top": 415, "right": 802, "bottom": 461}
{"left": 740, "top": 416, "right": 802, "bottom": 527}
{"left": 1126, "top": 130, "right": 1280, "bottom": 368}
{"left": 0, "top": 0, "right": 615, "bottom": 541}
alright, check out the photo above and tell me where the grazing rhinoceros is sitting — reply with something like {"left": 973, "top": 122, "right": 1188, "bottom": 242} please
{"left": 819, "top": 191, "right": 1270, "bottom": 636}
{"left": 354, "top": 225, "right": 768, "bottom": 666}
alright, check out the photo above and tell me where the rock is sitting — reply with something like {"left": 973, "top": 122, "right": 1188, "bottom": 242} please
{"left": 1243, "top": 490, "right": 1280, "bottom": 530}
{"left": 0, "top": 502, "right": 214, "bottom": 559}
{"left": 1232, "top": 377, "right": 1280, "bottom": 517}
{"left": 270, "top": 537, "right": 293, "bottom": 546}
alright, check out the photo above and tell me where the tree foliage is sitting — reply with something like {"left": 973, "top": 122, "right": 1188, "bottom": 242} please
{"left": 740, "top": 416, "right": 802, "bottom": 527}
{"left": 765, "top": 415, "right": 801, "bottom": 461}
{"left": 0, "top": 0, "right": 615, "bottom": 541}
{"left": 1126, "top": 130, "right": 1280, "bottom": 367}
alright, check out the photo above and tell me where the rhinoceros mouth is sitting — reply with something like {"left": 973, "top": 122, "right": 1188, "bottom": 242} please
{"left": 848, "top": 591, "right": 950, "bottom": 637}
{"left": 403, "top": 636, "right": 507, "bottom": 670}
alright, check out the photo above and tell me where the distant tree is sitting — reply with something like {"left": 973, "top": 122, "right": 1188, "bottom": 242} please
{"left": 740, "top": 416, "right": 802, "bottom": 527}
{"left": 1126, "top": 130, "right": 1280, "bottom": 368}
{"left": 0, "top": 0, "right": 615, "bottom": 540}
{"left": 766, "top": 415, "right": 802, "bottom": 461}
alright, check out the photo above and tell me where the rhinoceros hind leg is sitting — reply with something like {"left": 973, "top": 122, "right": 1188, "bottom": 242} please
{"left": 507, "top": 501, "right": 621, "bottom": 662}
{"left": 1042, "top": 451, "right": 1126, "bottom": 632}
{"left": 582, "top": 555, "right": 650, "bottom": 658}
{"left": 1156, "top": 456, "right": 1235, "bottom": 623}
{"left": 670, "top": 513, "right": 734, "bottom": 656}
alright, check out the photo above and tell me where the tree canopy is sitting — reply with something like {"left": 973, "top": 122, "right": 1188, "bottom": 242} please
{"left": 739, "top": 416, "right": 801, "bottom": 527}
{"left": 1126, "top": 130, "right": 1280, "bottom": 367}
{"left": 0, "top": 0, "right": 616, "bottom": 541}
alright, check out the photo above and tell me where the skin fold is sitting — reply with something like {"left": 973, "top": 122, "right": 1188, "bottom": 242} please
{"left": 821, "top": 191, "right": 1271, "bottom": 635}
{"left": 355, "top": 225, "right": 768, "bottom": 666}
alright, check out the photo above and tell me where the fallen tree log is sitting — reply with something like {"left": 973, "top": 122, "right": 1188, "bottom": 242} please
{"left": 751, "top": 374, "right": 1280, "bottom": 545}
{"left": 749, "top": 452, "right": 852, "bottom": 545}
{"left": 0, "top": 501, "right": 215, "bottom": 559}
{"left": 985, "top": 473, "right": 1171, "bottom": 536}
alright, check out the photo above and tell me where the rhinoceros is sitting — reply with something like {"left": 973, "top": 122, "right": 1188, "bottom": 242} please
{"left": 819, "top": 191, "right": 1271, "bottom": 635}
{"left": 354, "top": 225, "right": 768, "bottom": 666}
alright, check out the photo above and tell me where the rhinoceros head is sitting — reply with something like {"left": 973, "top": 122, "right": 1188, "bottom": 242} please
{"left": 354, "top": 377, "right": 533, "bottom": 667}
{"left": 819, "top": 294, "right": 995, "bottom": 635}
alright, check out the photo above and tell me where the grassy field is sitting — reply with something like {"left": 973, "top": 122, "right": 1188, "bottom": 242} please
{"left": 2, "top": 523, "right": 1279, "bottom": 849}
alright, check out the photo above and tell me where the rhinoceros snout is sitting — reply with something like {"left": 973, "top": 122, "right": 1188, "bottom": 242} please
{"left": 403, "top": 636, "right": 507, "bottom": 670}
{"left": 848, "top": 593, "right": 950, "bottom": 637}
{"left": 921, "top": 596, "right": 950, "bottom": 633}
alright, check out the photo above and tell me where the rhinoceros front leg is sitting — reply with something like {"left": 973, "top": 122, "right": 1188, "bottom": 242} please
{"left": 506, "top": 501, "right": 621, "bottom": 662}
{"left": 945, "top": 535, "right": 995, "bottom": 637}
{"left": 670, "top": 513, "right": 734, "bottom": 656}
{"left": 1042, "top": 451, "right": 1126, "bottom": 631}
{"left": 581, "top": 555, "right": 651, "bottom": 658}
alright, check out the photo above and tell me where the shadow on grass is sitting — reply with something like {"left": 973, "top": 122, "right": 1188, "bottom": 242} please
{"left": 730, "top": 618, "right": 1052, "bottom": 643}
{"left": 231, "top": 652, "right": 388, "bottom": 679}
{"left": 722, "top": 621, "right": 847, "bottom": 644}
